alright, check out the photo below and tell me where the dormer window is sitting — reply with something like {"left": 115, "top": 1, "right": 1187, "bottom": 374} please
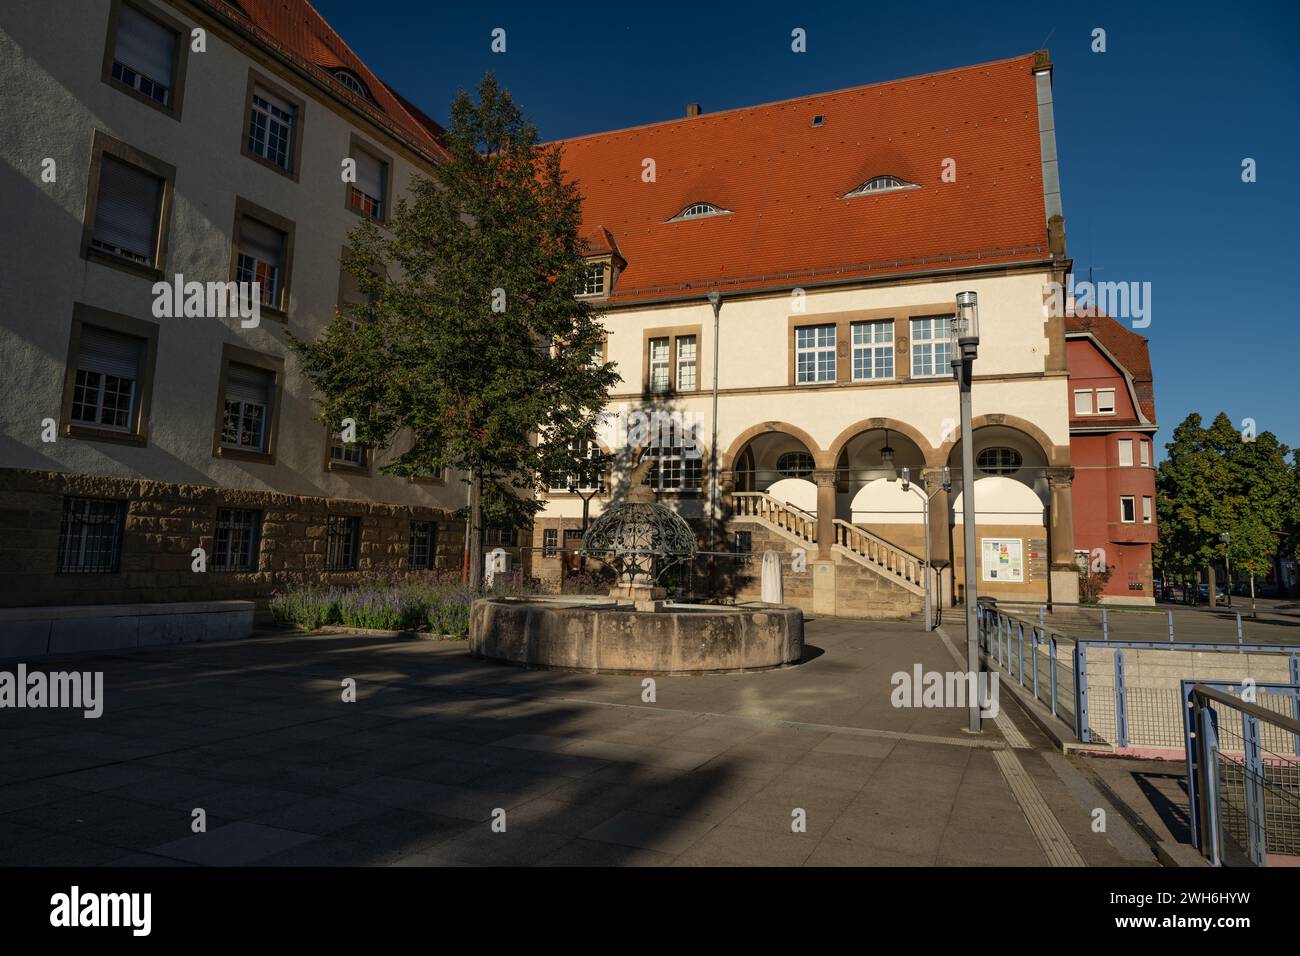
{"left": 844, "top": 175, "right": 918, "bottom": 197}
{"left": 331, "top": 69, "right": 373, "bottom": 101}
{"left": 580, "top": 261, "right": 609, "bottom": 297}
{"left": 669, "top": 202, "right": 731, "bottom": 222}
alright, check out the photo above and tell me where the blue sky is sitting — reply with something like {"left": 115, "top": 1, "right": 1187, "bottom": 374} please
{"left": 312, "top": 0, "right": 1300, "bottom": 456}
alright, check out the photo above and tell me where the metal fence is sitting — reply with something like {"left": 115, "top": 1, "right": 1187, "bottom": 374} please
{"left": 1184, "top": 681, "right": 1300, "bottom": 866}
{"left": 976, "top": 604, "right": 1300, "bottom": 751}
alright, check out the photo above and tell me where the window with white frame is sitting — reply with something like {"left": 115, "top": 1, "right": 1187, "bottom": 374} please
{"left": 643, "top": 442, "right": 703, "bottom": 492}
{"left": 330, "top": 435, "right": 367, "bottom": 467}
{"left": 676, "top": 335, "right": 697, "bottom": 390}
{"left": 235, "top": 216, "right": 287, "bottom": 310}
{"left": 1140, "top": 440, "right": 1151, "bottom": 467}
{"left": 648, "top": 337, "right": 670, "bottom": 392}
{"left": 91, "top": 156, "right": 163, "bottom": 266}
{"left": 348, "top": 148, "right": 387, "bottom": 219}
{"left": 851, "top": 320, "right": 894, "bottom": 380}
{"left": 213, "top": 507, "right": 261, "bottom": 571}
{"left": 332, "top": 69, "right": 372, "bottom": 100}
{"left": 550, "top": 440, "right": 601, "bottom": 492}
{"left": 795, "top": 324, "right": 836, "bottom": 383}
{"left": 1142, "top": 496, "right": 1153, "bottom": 524}
{"left": 1073, "top": 389, "right": 1094, "bottom": 415}
{"left": 1118, "top": 438, "right": 1134, "bottom": 467}
{"left": 581, "top": 262, "right": 606, "bottom": 296}
{"left": 1096, "top": 388, "right": 1116, "bottom": 414}
{"left": 110, "top": 3, "right": 179, "bottom": 106}
{"left": 669, "top": 202, "right": 730, "bottom": 221}
{"left": 845, "top": 175, "right": 918, "bottom": 197}
{"left": 541, "top": 528, "right": 558, "bottom": 558}
{"left": 1120, "top": 495, "right": 1136, "bottom": 524}
{"left": 248, "top": 85, "right": 295, "bottom": 170}
{"left": 909, "top": 315, "right": 954, "bottom": 378}
{"left": 221, "top": 362, "right": 274, "bottom": 452}
{"left": 71, "top": 326, "right": 144, "bottom": 432}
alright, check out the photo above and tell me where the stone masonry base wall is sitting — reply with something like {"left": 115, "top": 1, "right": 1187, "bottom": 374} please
{"left": 0, "top": 468, "right": 466, "bottom": 608}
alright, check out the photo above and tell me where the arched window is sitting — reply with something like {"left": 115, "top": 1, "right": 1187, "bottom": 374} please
{"left": 776, "top": 451, "right": 815, "bottom": 478}
{"left": 669, "top": 202, "right": 731, "bottom": 222}
{"left": 331, "top": 70, "right": 373, "bottom": 101}
{"left": 977, "top": 447, "right": 1023, "bottom": 475}
{"left": 844, "top": 175, "right": 918, "bottom": 198}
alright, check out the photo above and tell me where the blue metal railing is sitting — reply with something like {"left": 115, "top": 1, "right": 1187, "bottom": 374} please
{"left": 1184, "top": 681, "right": 1300, "bottom": 866}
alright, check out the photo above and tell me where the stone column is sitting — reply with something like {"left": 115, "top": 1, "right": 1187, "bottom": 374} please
{"left": 813, "top": 469, "right": 836, "bottom": 560}
{"left": 1047, "top": 467, "right": 1079, "bottom": 603}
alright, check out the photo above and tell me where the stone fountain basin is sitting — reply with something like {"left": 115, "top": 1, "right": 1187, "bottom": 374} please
{"left": 469, "top": 596, "right": 804, "bottom": 674}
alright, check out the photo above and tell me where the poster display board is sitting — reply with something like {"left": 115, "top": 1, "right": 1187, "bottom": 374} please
{"left": 981, "top": 538, "right": 1024, "bottom": 583}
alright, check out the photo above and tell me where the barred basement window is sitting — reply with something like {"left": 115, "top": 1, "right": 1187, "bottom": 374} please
{"left": 57, "top": 497, "right": 126, "bottom": 574}
{"left": 484, "top": 526, "right": 515, "bottom": 547}
{"left": 213, "top": 507, "right": 261, "bottom": 571}
{"left": 542, "top": 528, "right": 558, "bottom": 557}
{"left": 408, "top": 520, "right": 436, "bottom": 570}
{"left": 325, "top": 515, "right": 360, "bottom": 570}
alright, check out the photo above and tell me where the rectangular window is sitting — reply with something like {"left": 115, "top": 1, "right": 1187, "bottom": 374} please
{"left": 909, "top": 316, "right": 954, "bottom": 378}
{"left": 235, "top": 216, "right": 287, "bottom": 310}
{"left": 1118, "top": 438, "right": 1134, "bottom": 467}
{"left": 329, "top": 439, "right": 367, "bottom": 467}
{"left": 851, "top": 319, "right": 894, "bottom": 380}
{"left": 348, "top": 148, "right": 387, "bottom": 220}
{"left": 542, "top": 528, "right": 558, "bottom": 558}
{"left": 1073, "top": 389, "right": 1093, "bottom": 416}
{"left": 91, "top": 156, "right": 163, "bottom": 266}
{"left": 484, "top": 526, "right": 515, "bottom": 548}
{"left": 1142, "top": 496, "right": 1153, "bottom": 524}
{"left": 1096, "top": 388, "right": 1116, "bottom": 414}
{"left": 408, "top": 520, "right": 436, "bottom": 570}
{"left": 550, "top": 440, "right": 601, "bottom": 492}
{"left": 325, "top": 515, "right": 360, "bottom": 570}
{"left": 221, "top": 362, "right": 274, "bottom": 453}
{"left": 1120, "top": 495, "right": 1136, "bottom": 524}
{"left": 734, "top": 531, "right": 753, "bottom": 556}
{"left": 676, "top": 335, "right": 697, "bottom": 391}
{"left": 248, "top": 85, "right": 296, "bottom": 171}
{"left": 109, "top": 3, "right": 179, "bottom": 107}
{"left": 213, "top": 508, "right": 261, "bottom": 571}
{"left": 71, "top": 326, "right": 143, "bottom": 432}
{"left": 648, "top": 337, "right": 670, "bottom": 392}
{"left": 1139, "top": 440, "right": 1151, "bottom": 467}
{"left": 643, "top": 442, "right": 703, "bottom": 492}
{"left": 57, "top": 497, "right": 126, "bottom": 574}
{"left": 582, "top": 263, "right": 606, "bottom": 296}
{"left": 795, "top": 324, "right": 836, "bottom": 383}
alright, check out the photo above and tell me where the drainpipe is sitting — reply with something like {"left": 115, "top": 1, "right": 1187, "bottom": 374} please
{"left": 707, "top": 290, "right": 722, "bottom": 559}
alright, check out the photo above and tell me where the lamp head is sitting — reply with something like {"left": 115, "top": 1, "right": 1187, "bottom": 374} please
{"left": 941, "top": 465, "right": 952, "bottom": 492}
{"left": 954, "top": 291, "right": 979, "bottom": 343}
{"left": 707, "top": 289, "right": 721, "bottom": 312}
{"left": 900, "top": 467, "right": 911, "bottom": 491}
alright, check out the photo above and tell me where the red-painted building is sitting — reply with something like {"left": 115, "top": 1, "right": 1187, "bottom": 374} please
{"left": 1066, "top": 312, "right": 1158, "bottom": 604}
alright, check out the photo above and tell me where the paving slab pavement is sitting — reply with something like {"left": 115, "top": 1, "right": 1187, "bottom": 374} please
{"left": 0, "top": 617, "right": 1161, "bottom": 866}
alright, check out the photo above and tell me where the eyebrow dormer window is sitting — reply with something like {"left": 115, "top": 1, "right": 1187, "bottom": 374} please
{"left": 331, "top": 70, "right": 373, "bottom": 101}
{"left": 844, "top": 175, "right": 919, "bottom": 197}
{"left": 669, "top": 202, "right": 731, "bottom": 222}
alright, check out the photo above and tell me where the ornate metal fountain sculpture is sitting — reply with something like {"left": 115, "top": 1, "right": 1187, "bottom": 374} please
{"left": 580, "top": 458, "right": 697, "bottom": 610}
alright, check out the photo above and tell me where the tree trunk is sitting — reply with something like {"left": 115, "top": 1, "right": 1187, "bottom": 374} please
{"left": 468, "top": 467, "right": 483, "bottom": 592}
{"left": 1207, "top": 564, "right": 1217, "bottom": 607}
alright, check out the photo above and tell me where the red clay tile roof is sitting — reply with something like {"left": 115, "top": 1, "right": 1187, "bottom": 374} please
{"left": 1067, "top": 310, "right": 1156, "bottom": 424}
{"left": 554, "top": 53, "right": 1052, "bottom": 303}
{"left": 195, "top": 0, "right": 449, "bottom": 162}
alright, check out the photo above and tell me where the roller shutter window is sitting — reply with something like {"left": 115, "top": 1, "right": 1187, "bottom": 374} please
{"left": 72, "top": 325, "right": 143, "bottom": 431}
{"left": 112, "top": 5, "right": 177, "bottom": 105}
{"left": 91, "top": 157, "right": 162, "bottom": 265}
{"left": 222, "top": 362, "right": 273, "bottom": 452}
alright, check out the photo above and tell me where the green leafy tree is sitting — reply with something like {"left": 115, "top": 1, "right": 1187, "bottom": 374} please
{"left": 290, "top": 74, "right": 618, "bottom": 588}
{"left": 1156, "top": 412, "right": 1293, "bottom": 603}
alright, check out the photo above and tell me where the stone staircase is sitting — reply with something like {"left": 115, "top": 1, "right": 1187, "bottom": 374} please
{"left": 729, "top": 492, "right": 926, "bottom": 618}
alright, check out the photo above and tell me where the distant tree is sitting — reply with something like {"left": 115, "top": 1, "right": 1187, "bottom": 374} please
{"left": 1156, "top": 411, "right": 1293, "bottom": 603}
{"left": 290, "top": 74, "right": 618, "bottom": 589}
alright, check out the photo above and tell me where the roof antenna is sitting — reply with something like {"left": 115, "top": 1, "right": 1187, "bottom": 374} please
{"left": 1038, "top": 27, "right": 1056, "bottom": 51}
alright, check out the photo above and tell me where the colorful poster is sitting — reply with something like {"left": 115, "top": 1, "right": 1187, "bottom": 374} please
{"left": 981, "top": 538, "right": 1024, "bottom": 583}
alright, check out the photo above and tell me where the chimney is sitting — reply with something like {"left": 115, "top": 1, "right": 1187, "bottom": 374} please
{"left": 686, "top": 103, "right": 702, "bottom": 118}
